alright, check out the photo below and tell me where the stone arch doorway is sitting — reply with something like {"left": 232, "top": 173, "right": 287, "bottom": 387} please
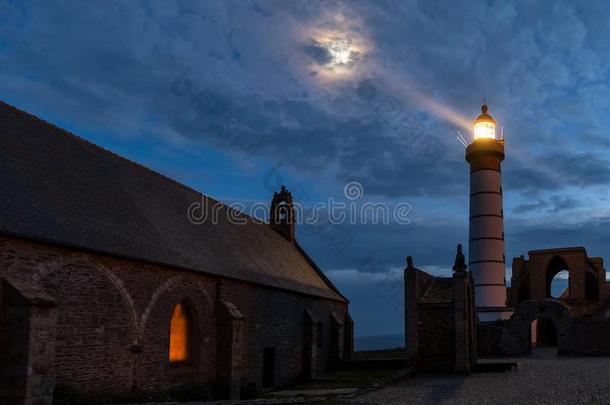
{"left": 546, "top": 256, "right": 570, "bottom": 298}
{"left": 530, "top": 318, "right": 557, "bottom": 350}
{"left": 512, "top": 299, "right": 573, "bottom": 355}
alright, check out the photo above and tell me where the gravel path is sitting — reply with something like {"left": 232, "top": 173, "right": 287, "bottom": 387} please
{"left": 339, "top": 348, "right": 610, "bottom": 405}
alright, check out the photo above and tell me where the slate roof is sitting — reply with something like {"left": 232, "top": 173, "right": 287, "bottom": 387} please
{"left": 418, "top": 277, "right": 453, "bottom": 304}
{"left": 0, "top": 101, "right": 346, "bottom": 302}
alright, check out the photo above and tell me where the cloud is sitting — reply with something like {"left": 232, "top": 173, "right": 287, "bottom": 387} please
{"left": 511, "top": 194, "right": 579, "bottom": 214}
{"left": 505, "top": 217, "right": 610, "bottom": 262}
{"left": 511, "top": 199, "right": 550, "bottom": 214}
{"left": 303, "top": 39, "right": 334, "bottom": 65}
{"left": 4, "top": 0, "right": 610, "bottom": 336}
{"left": 3, "top": 0, "right": 609, "bottom": 202}
{"left": 542, "top": 153, "right": 610, "bottom": 188}
{"left": 504, "top": 151, "right": 610, "bottom": 196}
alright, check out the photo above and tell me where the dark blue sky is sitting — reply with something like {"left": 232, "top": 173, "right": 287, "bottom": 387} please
{"left": 1, "top": 0, "right": 609, "bottom": 337}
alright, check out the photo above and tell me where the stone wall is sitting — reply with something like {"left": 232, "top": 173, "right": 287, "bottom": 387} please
{"left": 417, "top": 305, "right": 454, "bottom": 371}
{"left": 478, "top": 299, "right": 610, "bottom": 357}
{"left": 404, "top": 266, "right": 434, "bottom": 362}
{"left": 0, "top": 235, "right": 348, "bottom": 401}
{"left": 511, "top": 248, "right": 608, "bottom": 313}
{"left": 0, "top": 278, "right": 57, "bottom": 404}
{"left": 405, "top": 255, "right": 476, "bottom": 373}
{"left": 563, "top": 317, "right": 610, "bottom": 356}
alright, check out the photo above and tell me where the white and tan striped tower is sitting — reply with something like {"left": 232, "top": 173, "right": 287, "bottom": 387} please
{"left": 466, "top": 103, "right": 512, "bottom": 321}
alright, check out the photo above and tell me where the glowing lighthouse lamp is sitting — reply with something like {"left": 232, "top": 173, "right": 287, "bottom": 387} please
{"left": 473, "top": 104, "right": 496, "bottom": 140}
{"left": 465, "top": 102, "right": 512, "bottom": 321}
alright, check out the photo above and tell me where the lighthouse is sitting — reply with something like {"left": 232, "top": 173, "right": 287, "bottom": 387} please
{"left": 466, "top": 103, "right": 512, "bottom": 321}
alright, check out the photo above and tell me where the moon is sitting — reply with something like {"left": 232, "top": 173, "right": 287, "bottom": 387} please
{"left": 305, "top": 33, "right": 366, "bottom": 79}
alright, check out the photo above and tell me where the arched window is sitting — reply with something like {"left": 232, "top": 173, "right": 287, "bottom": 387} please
{"left": 278, "top": 202, "right": 287, "bottom": 221}
{"left": 169, "top": 303, "right": 192, "bottom": 363}
{"left": 546, "top": 256, "right": 570, "bottom": 298}
{"left": 549, "top": 270, "right": 569, "bottom": 298}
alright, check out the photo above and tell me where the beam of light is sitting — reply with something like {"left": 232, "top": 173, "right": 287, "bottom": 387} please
{"left": 410, "top": 90, "right": 473, "bottom": 132}
{"left": 294, "top": 6, "right": 485, "bottom": 138}
{"left": 385, "top": 77, "right": 486, "bottom": 139}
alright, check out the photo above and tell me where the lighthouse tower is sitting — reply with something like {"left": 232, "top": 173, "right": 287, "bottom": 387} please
{"left": 466, "top": 103, "right": 512, "bottom": 321}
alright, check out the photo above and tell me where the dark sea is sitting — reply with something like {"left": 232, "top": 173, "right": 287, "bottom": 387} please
{"left": 355, "top": 333, "right": 405, "bottom": 351}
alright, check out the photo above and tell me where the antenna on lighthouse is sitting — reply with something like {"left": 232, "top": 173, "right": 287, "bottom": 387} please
{"left": 456, "top": 130, "right": 468, "bottom": 147}
{"left": 500, "top": 125, "right": 504, "bottom": 140}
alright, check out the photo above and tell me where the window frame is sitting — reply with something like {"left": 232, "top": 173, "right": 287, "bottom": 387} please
{"left": 168, "top": 301, "right": 194, "bottom": 367}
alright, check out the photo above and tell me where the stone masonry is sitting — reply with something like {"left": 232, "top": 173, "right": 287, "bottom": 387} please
{"left": 478, "top": 247, "right": 610, "bottom": 357}
{"left": 405, "top": 245, "right": 477, "bottom": 373}
{"left": 0, "top": 235, "right": 351, "bottom": 402}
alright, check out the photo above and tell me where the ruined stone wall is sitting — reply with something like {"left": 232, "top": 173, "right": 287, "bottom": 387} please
{"left": 405, "top": 261, "right": 476, "bottom": 374}
{"left": 514, "top": 249, "right": 607, "bottom": 306}
{"left": 561, "top": 317, "right": 610, "bottom": 356}
{"left": 477, "top": 319, "right": 529, "bottom": 356}
{"left": 404, "top": 267, "right": 435, "bottom": 361}
{"left": 479, "top": 316, "right": 610, "bottom": 357}
{"left": 528, "top": 251, "right": 589, "bottom": 300}
{"left": 0, "top": 235, "right": 347, "bottom": 400}
{"left": 417, "top": 305, "right": 454, "bottom": 372}
{"left": 478, "top": 299, "right": 610, "bottom": 357}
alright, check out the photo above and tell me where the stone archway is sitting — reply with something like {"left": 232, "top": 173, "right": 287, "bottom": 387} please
{"left": 530, "top": 318, "right": 557, "bottom": 348}
{"left": 511, "top": 299, "right": 573, "bottom": 355}
{"left": 545, "top": 256, "right": 570, "bottom": 298}
{"left": 39, "top": 260, "right": 138, "bottom": 394}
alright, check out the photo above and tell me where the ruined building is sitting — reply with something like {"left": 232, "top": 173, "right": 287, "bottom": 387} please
{"left": 405, "top": 245, "right": 477, "bottom": 373}
{"left": 406, "top": 104, "right": 610, "bottom": 373}
{"left": 478, "top": 247, "right": 610, "bottom": 356}
{"left": 0, "top": 101, "right": 353, "bottom": 403}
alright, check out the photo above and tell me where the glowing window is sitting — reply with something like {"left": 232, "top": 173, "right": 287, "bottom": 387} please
{"left": 474, "top": 121, "right": 495, "bottom": 140}
{"left": 169, "top": 303, "right": 191, "bottom": 363}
